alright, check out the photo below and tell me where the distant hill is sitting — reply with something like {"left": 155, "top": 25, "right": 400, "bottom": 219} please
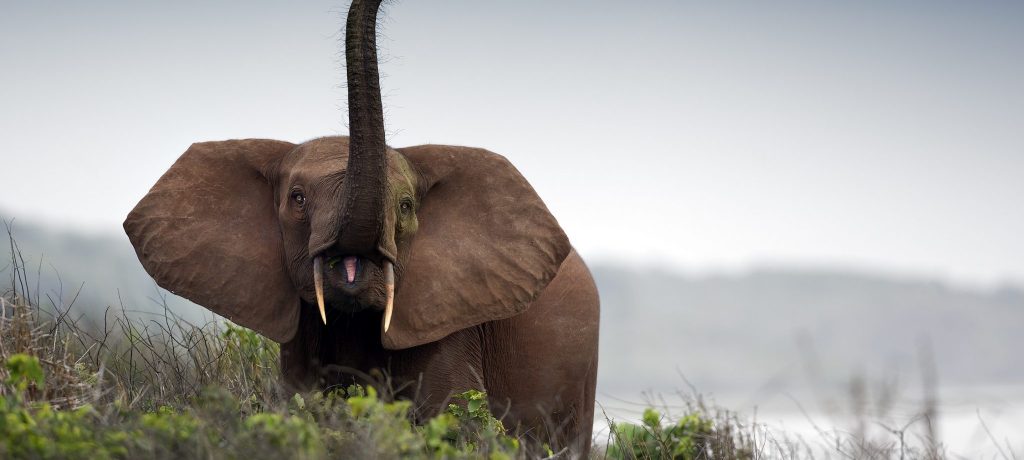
{"left": 3, "top": 211, "right": 1022, "bottom": 398}
{"left": 593, "top": 265, "right": 1024, "bottom": 396}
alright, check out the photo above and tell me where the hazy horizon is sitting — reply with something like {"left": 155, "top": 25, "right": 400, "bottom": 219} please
{"left": 5, "top": 207, "right": 1021, "bottom": 294}
{"left": 3, "top": 1, "right": 1023, "bottom": 287}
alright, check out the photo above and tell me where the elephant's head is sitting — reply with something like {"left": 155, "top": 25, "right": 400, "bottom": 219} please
{"left": 123, "top": 0, "right": 570, "bottom": 349}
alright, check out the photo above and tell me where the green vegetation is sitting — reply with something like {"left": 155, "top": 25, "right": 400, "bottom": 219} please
{"left": 607, "top": 409, "right": 719, "bottom": 459}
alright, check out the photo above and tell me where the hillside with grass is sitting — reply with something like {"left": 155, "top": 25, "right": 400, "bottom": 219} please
{"left": 2, "top": 213, "right": 1021, "bottom": 458}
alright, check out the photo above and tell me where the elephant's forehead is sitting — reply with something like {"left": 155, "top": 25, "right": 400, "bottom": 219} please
{"left": 283, "top": 136, "right": 414, "bottom": 189}
{"left": 286, "top": 136, "right": 349, "bottom": 176}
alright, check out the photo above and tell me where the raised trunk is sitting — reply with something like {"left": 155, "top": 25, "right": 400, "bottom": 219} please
{"left": 336, "top": 0, "right": 387, "bottom": 255}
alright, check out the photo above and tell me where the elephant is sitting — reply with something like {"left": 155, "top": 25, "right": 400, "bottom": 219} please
{"left": 123, "top": 0, "right": 599, "bottom": 456}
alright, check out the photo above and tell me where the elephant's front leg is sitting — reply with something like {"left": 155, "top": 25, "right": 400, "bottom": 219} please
{"left": 385, "top": 326, "right": 487, "bottom": 422}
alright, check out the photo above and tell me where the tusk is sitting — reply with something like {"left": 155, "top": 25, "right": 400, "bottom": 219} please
{"left": 383, "top": 260, "right": 394, "bottom": 333}
{"left": 313, "top": 256, "right": 327, "bottom": 324}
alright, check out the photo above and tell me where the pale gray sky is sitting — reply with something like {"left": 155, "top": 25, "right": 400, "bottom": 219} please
{"left": 2, "top": 0, "right": 1022, "bottom": 286}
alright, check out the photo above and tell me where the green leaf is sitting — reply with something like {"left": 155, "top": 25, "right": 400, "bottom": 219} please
{"left": 642, "top": 408, "right": 660, "bottom": 429}
{"left": 4, "top": 353, "right": 45, "bottom": 391}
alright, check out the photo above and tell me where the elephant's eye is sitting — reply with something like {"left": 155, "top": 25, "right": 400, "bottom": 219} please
{"left": 292, "top": 192, "right": 306, "bottom": 206}
{"left": 399, "top": 199, "right": 413, "bottom": 214}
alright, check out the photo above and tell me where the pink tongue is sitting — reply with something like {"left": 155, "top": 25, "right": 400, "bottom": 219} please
{"left": 343, "top": 256, "right": 358, "bottom": 284}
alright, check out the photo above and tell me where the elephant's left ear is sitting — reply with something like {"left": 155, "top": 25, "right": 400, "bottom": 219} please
{"left": 384, "top": 145, "right": 571, "bottom": 349}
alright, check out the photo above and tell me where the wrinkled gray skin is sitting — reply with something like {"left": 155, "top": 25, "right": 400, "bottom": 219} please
{"left": 124, "top": 0, "right": 599, "bottom": 456}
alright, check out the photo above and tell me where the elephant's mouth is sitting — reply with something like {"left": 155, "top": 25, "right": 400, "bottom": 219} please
{"left": 311, "top": 252, "right": 395, "bottom": 331}
{"left": 327, "top": 255, "right": 362, "bottom": 287}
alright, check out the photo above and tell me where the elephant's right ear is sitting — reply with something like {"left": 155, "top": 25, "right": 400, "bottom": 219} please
{"left": 124, "top": 139, "right": 300, "bottom": 343}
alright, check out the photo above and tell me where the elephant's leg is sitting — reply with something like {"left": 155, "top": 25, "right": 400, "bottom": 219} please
{"left": 482, "top": 249, "right": 600, "bottom": 457}
{"left": 384, "top": 327, "right": 487, "bottom": 422}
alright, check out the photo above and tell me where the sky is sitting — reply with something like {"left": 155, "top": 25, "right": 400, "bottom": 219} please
{"left": 2, "top": 0, "right": 1022, "bottom": 287}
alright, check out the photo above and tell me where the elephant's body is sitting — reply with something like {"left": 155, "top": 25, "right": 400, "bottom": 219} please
{"left": 281, "top": 249, "right": 599, "bottom": 453}
{"left": 125, "top": 1, "right": 599, "bottom": 455}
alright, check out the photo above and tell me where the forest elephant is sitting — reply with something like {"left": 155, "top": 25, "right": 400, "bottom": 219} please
{"left": 124, "top": 0, "right": 599, "bottom": 455}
